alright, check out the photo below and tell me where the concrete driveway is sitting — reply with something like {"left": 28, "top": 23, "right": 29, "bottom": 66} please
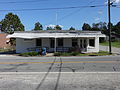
{"left": 100, "top": 45, "right": 120, "bottom": 54}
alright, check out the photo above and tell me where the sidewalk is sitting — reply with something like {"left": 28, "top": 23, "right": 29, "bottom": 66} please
{"left": 100, "top": 45, "right": 120, "bottom": 54}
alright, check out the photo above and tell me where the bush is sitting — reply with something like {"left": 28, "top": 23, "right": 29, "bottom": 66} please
{"left": 19, "top": 52, "right": 40, "bottom": 57}
{"left": 70, "top": 52, "right": 80, "bottom": 56}
{"left": 54, "top": 52, "right": 80, "bottom": 56}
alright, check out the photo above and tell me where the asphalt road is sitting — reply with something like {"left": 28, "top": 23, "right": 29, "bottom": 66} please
{"left": 0, "top": 55, "right": 120, "bottom": 72}
{"left": 0, "top": 72, "right": 120, "bottom": 90}
{"left": 0, "top": 55, "right": 120, "bottom": 90}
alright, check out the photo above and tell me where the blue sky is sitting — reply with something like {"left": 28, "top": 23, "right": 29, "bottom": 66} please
{"left": 0, "top": 0, "right": 120, "bottom": 30}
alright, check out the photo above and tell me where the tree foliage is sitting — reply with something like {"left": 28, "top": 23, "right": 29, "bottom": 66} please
{"left": 55, "top": 25, "right": 62, "bottom": 30}
{"left": 69, "top": 27, "right": 75, "bottom": 30}
{"left": 34, "top": 22, "right": 43, "bottom": 30}
{"left": 82, "top": 23, "right": 91, "bottom": 31}
{"left": 113, "top": 22, "right": 120, "bottom": 34}
{"left": 1, "top": 13, "right": 24, "bottom": 34}
{"left": 46, "top": 26, "right": 54, "bottom": 30}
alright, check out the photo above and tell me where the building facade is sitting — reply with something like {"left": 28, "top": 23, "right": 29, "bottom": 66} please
{"left": 0, "top": 33, "right": 10, "bottom": 49}
{"left": 7, "top": 30, "right": 106, "bottom": 53}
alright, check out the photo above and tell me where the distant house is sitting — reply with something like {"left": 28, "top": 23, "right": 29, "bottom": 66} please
{"left": 106, "top": 32, "right": 120, "bottom": 41}
{"left": 111, "top": 32, "right": 120, "bottom": 41}
{"left": 0, "top": 32, "right": 10, "bottom": 49}
{"left": 7, "top": 30, "right": 106, "bottom": 53}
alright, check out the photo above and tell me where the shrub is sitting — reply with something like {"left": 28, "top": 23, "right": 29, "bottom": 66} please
{"left": 70, "top": 52, "right": 80, "bottom": 56}
{"left": 19, "top": 52, "right": 40, "bottom": 57}
{"left": 54, "top": 52, "right": 62, "bottom": 56}
{"left": 61, "top": 52, "right": 71, "bottom": 56}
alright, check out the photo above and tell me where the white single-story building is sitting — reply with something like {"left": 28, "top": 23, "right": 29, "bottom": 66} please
{"left": 7, "top": 30, "right": 106, "bottom": 53}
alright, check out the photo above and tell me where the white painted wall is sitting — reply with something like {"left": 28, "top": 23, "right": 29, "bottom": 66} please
{"left": 87, "top": 37, "right": 99, "bottom": 53}
{"left": 42, "top": 38, "right": 50, "bottom": 48}
{"left": 16, "top": 37, "right": 100, "bottom": 53}
{"left": 63, "top": 38, "right": 72, "bottom": 47}
{"left": 16, "top": 38, "right": 36, "bottom": 53}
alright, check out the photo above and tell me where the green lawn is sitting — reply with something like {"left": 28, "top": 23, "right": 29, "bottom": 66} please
{"left": 100, "top": 41, "right": 120, "bottom": 48}
{"left": 54, "top": 51, "right": 111, "bottom": 56}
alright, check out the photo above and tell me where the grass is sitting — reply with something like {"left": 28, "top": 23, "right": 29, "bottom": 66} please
{"left": 100, "top": 41, "right": 120, "bottom": 48}
{"left": 0, "top": 48, "right": 15, "bottom": 53}
{"left": 54, "top": 51, "right": 111, "bottom": 56}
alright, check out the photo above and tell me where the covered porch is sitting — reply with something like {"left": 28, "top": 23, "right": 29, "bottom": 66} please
{"left": 16, "top": 37, "right": 99, "bottom": 53}
{"left": 7, "top": 30, "right": 105, "bottom": 53}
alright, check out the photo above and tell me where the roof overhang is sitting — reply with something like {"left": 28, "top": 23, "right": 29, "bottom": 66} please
{"left": 7, "top": 32, "right": 106, "bottom": 39}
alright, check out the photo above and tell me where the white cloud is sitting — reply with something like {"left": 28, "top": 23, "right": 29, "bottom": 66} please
{"left": 105, "top": 0, "right": 120, "bottom": 4}
{"left": 98, "top": 11, "right": 103, "bottom": 14}
{"left": 113, "top": 0, "right": 120, "bottom": 3}
{"left": 94, "top": 17, "right": 100, "bottom": 21}
{"left": 46, "top": 24, "right": 63, "bottom": 28}
{"left": 59, "top": 25, "right": 63, "bottom": 28}
{"left": 46, "top": 24, "right": 56, "bottom": 28}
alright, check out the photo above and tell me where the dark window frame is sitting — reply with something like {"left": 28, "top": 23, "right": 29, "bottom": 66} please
{"left": 58, "top": 38, "right": 63, "bottom": 47}
{"left": 50, "top": 39, "right": 55, "bottom": 48}
{"left": 36, "top": 39, "right": 42, "bottom": 47}
{"left": 89, "top": 39, "right": 95, "bottom": 47}
{"left": 72, "top": 38, "right": 78, "bottom": 47}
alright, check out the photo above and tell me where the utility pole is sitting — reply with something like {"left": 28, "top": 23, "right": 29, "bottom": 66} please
{"left": 108, "top": 0, "right": 112, "bottom": 54}
{"left": 54, "top": 12, "right": 58, "bottom": 53}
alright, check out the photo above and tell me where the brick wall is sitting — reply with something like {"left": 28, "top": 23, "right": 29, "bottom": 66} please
{"left": 0, "top": 33, "right": 10, "bottom": 49}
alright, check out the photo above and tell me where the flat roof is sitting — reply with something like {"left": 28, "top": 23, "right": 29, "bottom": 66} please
{"left": 7, "top": 30, "right": 106, "bottom": 39}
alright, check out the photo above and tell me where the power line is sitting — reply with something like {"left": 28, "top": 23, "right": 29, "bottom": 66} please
{"left": 57, "top": 0, "right": 98, "bottom": 23}
{"left": 0, "top": 4, "right": 106, "bottom": 12}
{"left": 111, "top": 4, "right": 120, "bottom": 8}
{"left": 0, "top": 0, "right": 47, "bottom": 4}
{"left": 45, "top": 0, "right": 103, "bottom": 27}
{"left": 0, "top": 0, "right": 98, "bottom": 5}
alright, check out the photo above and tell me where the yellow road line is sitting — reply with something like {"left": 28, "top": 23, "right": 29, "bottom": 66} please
{"left": 0, "top": 61, "right": 120, "bottom": 64}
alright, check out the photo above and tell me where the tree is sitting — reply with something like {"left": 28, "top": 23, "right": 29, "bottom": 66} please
{"left": 82, "top": 23, "right": 91, "bottom": 31}
{"left": 34, "top": 22, "right": 43, "bottom": 30}
{"left": 92, "top": 23, "right": 100, "bottom": 31}
{"left": 91, "top": 22, "right": 108, "bottom": 34}
{"left": 69, "top": 27, "right": 75, "bottom": 30}
{"left": 1, "top": 13, "right": 24, "bottom": 34}
{"left": 46, "top": 26, "right": 54, "bottom": 30}
{"left": 54, "top": 25, "right": 62, "bottom": 30}
{"left": 0, "top": 22, "right": 2, "bottom": 31}
{"left": 113, "top": 22, "right": 120, "bottom": 34}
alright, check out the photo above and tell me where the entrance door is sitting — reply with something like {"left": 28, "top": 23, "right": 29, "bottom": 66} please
{"left": 80, "top": 39, "right": 87, "bottom": 52}
{"left": 50, "top": 39, "right": 55, "bottom": 48}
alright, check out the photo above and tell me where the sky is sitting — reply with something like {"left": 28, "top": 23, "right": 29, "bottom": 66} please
{"left": 0, "top": 0, "right": 120, "bottom": 30}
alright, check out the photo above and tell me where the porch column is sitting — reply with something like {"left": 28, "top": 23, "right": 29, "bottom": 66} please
{"left": 95, "top": 37, "right": 99, "bottom": 52}
{"left": 78, "top": 38, "right": 80, "bottom": 47}
{"left": 87, "top": 38, "right": 89, "bottom": 48}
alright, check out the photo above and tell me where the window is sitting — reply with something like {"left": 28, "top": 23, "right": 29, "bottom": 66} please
{"left": 72, "top": 39, "right": 78, "bottom": 47}
{"left": 80, "top": 39, "right": 82, "bottom": 48}
{"left": 36, "top": 39, "right": 42, "bottom": 47}
{"left": 50, "top": 39, "right": 55, "bottom": 48}
{"left": 89, "top": 39, "right": 95, "bottom": 47}
{"left": 58, "top": 38, "right": 63, "bottom": 47}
